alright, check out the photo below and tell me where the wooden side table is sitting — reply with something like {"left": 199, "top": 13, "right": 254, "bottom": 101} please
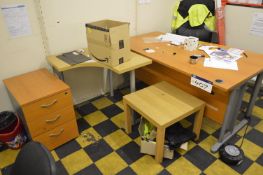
{"left": 123, "top": 81, "right": 205, "bottom": 163}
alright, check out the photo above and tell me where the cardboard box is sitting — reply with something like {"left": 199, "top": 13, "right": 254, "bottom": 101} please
{"left": 138, "top": 118, "right": 174, "bottom": 159}
{"left": 140, "top": 140, "right": 174, "bottom": 160}
{"left": 86, "top": 19, "right": 131, "bottom": 67}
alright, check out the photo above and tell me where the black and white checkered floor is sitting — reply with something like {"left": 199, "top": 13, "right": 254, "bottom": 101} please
{"left": 0, "top": 83, "right": 262, "bottom": 175}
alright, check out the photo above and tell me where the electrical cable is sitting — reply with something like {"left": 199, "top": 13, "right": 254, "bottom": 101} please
{"left": 239, "top": 116, "right": 251, "bottom": 148}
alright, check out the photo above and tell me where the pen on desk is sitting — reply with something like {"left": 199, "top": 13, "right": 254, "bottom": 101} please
{"left": 243, "top": 52, "right": 248, "bottom": 58}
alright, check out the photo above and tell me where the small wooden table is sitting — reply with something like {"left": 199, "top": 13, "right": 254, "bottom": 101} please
{"left": 123, "top": 81, "right": 205, "bottom": 163}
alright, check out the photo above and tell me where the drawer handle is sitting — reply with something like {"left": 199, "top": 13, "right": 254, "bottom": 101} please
{"left": 40, "top": 99, "right": 57, "bottom": 108}
{"left": 49, "top": 129, "right": 64, "bottom": 137}
{"left": 45, "top": 115, "right": 61, "bottom": 123}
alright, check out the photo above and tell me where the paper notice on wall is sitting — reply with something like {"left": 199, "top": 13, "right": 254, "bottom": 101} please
{"left": 249, "top": 13, "right": 263, "bottom": 37}
{"left": 247, "top": 0, "right": 262, "bottom": 4}
{"left": 1, "top": 4, "right": 32, "bottom": 38}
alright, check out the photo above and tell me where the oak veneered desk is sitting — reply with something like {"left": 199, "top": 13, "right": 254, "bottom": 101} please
{"left": 131, "top": 32, "right": 263, "bottom": 152}
{"left": 47, "top": 49, "right": 152, "bottom": 96}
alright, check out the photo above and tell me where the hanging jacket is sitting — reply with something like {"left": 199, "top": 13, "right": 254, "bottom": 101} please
{"left": 172, "top": 0, "right": 215, "bottom": 32}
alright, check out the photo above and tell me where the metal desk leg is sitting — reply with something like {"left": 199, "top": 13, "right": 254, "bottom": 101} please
{"left": 211, "top": 84, "right": 247, "bottom": 153}
{"left": 227, "top": 84, "right": 247, "bottom": 131}
{"left": 52, "top": 67, "right": 64, "bottom": 81}
{"left": 245, "top": 72, "right": 263, "bottom": 117}
{"left": 108, "top": 69, "right": 114, "bottom": 97}
{"left": 102, "top": 68, "right": 108, "bottom": 95}
{"left": 130, "top": 70, "right": 136, "bottom": 93}
{"left": 130, "top": 70, "right": 137, "bottom": 124}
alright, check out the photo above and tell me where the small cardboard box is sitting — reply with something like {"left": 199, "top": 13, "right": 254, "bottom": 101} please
{"left": 86, "top": 19, "right": 131, "bottom": 67}
{"left": 138, "top": 118, "right": 174, "bottom": 159}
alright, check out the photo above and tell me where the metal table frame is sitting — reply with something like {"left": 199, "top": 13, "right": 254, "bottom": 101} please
{"left": 211, "top": 72, "right": 263, "bottom": 152}
{"left": 52, "top": 67, "right": 136, "bottom": 97}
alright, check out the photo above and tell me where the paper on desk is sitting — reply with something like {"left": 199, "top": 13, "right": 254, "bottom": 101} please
{"left": 199, "top": 46, "right": 243, "bottom": 62}
{"left": 157, "top": 33, "right": 188, "bottom": 45}
{"left": 204, "top": 58, "right": 238, "bottom": 71}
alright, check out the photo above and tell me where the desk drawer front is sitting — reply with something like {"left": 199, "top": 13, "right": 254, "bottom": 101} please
{"left": 33, "top": 119, "right": 79, "bottom": 150}
{"left": 27, "top": 106, "right": 75, "bottom": 137}
{"left": 23, "top": 90, "right": 73, "bottom": 122}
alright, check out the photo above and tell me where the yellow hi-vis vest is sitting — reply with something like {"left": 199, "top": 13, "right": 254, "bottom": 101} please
{"left": 172, "top": 2, "right": 215, "bottom": 32}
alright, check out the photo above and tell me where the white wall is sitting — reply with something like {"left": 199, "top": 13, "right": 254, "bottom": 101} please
{"left": 0, "top": 0, "right": 176, "bottom": 111}
{"left": 137, "top": 0, "right": 176, "bottom": 34}
{"left": 0, "top": 0, "right": 46, "bottom": 111}
{"left": 225, "top": 5, "right": 263, "bottom": 53}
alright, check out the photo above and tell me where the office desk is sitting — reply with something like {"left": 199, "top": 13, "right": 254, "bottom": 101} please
{"left": 131, "top": 32, "right": 263, "bottom": 152}
{"left": 47, "top": 49, "right": 152, "bottom": 96}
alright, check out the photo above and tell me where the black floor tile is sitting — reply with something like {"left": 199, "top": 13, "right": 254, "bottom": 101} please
{"left": 93, "top": 119, "right": 118, "bottom": 137}
{"left": 194, "top": 130, "right": 209, "bottom": 144}
{"left": 55, "top": 140, "right": 81, "bottom": 159}
{"left": 116, "top": 166, "right": 136, "bottom": 175}
{"left": 229, "top": 156, "right": 253, "bottom": 174}
{"left": 128, "top": 123, "right": 140, "bottom": 139}
{"left": 212, "top": 128, "right": 221, "bottom": 139}
{"left": 108, "top": 90, "right": 124, "bottom": 103}
{"left": 75, "top": 164, "right": 102, "bottom": 175}
{"left": 76, "top": 103, "right": 97, "bottom": 116}
{"left": 245, "top": 129, "right": 263, "bottom": 147}
{"left": 248, "top": 116, "right": 261, "bottom": 127}
{"left": 256, "top": 153, "right": 263, "bottom": 166}
{"left": 56, "top": 161, "right": 69, "bottom": 175}
{"left": 161, "top": 151, "right": 181, "bottom": 168}
{"left": 116, "top": 141, "right": 143, "bottom": 164}
{"left": 255, "top": 98, "right": 263, "bottom": 108}
{"left": 84, "top": 140, "right": 113, "bottom": 162}
{"left": 136, "top": 81, "right": 148, "bottom": 90}
{"left": 184, "top": 145, "right": 216, "bottom": 171}
{"left": 227, "top": 134, "right": 241, "bottom": 145}
{"left": 186, "top": 113, "right": 196, "bottom": 123}
{"left": 77, "top": 118, "right": 90, "bottom": 132}
{"left": 101, "top": 104, "right": 123, "bottom": 118}
{"left": 158, "top": 169, "right": 172, "bottom": 175}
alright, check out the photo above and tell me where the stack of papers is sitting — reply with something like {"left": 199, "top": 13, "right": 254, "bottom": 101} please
{"left": 203, "top": 58, "right": 238, "bottom": 70}
{"left": 199, "top": 46, "right": 244, "bottom": 71}
{"left": 157, "top": 33, "right": 188, "bottom": 45}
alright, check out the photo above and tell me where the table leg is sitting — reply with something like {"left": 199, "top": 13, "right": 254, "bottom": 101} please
{"left": 130, "top": 70, "right": 136, "bottom": 93}
{"left": 156, "top": 127, "right": 165, "bottom": 163}
{"left": 123, "top": 100, "right": 132, "bottom": 134}
{"left": 245, "top": 72, "right": 263, "bottom": 118}
{"left": 211, "top": 87, "right": 244, "bottom": 153}
{"left": 193, "top": 105, "right": 205, "bottom": 140}
{"left": 108, "top": 69, "right": 114, "bottom": 97}
{"left": 130, "top": 70, "right": 137, "bottom": 124}
{"left": 227, "top": 84, "right": 247, "bottom": 131}
{"left": 102, "top": 68, "right": 108, "bottom": 95}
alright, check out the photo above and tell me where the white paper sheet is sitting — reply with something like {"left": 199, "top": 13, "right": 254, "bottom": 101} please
{"left": 247, "top": 0, "right": 262, "bottom": 4}
{"left": 250, "top": 12, "right": 263, "bottom": 37}
{"left": 1, "top": 4, "right": 32, "bottom": 38}
{"left": 204, "top": 58, "right": 238, "bottom": 71}
{"left": 157, "top": 33, "right": 188, "bottom": 45}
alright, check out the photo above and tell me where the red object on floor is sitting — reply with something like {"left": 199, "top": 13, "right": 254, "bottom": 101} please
{"left": 0, "top": 114, "right": 26, "bottom": 149}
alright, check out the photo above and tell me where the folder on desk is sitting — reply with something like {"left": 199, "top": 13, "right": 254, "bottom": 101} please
{"left": 57, "top": 52, "right": 91, "bottom": 65}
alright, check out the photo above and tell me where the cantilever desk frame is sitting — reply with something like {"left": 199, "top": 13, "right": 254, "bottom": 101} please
{"left": 131, "top": 32, "right": 263, "bottom": 152}
{"left": 47, "top": 49, "right": 152, "bottom": 97}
